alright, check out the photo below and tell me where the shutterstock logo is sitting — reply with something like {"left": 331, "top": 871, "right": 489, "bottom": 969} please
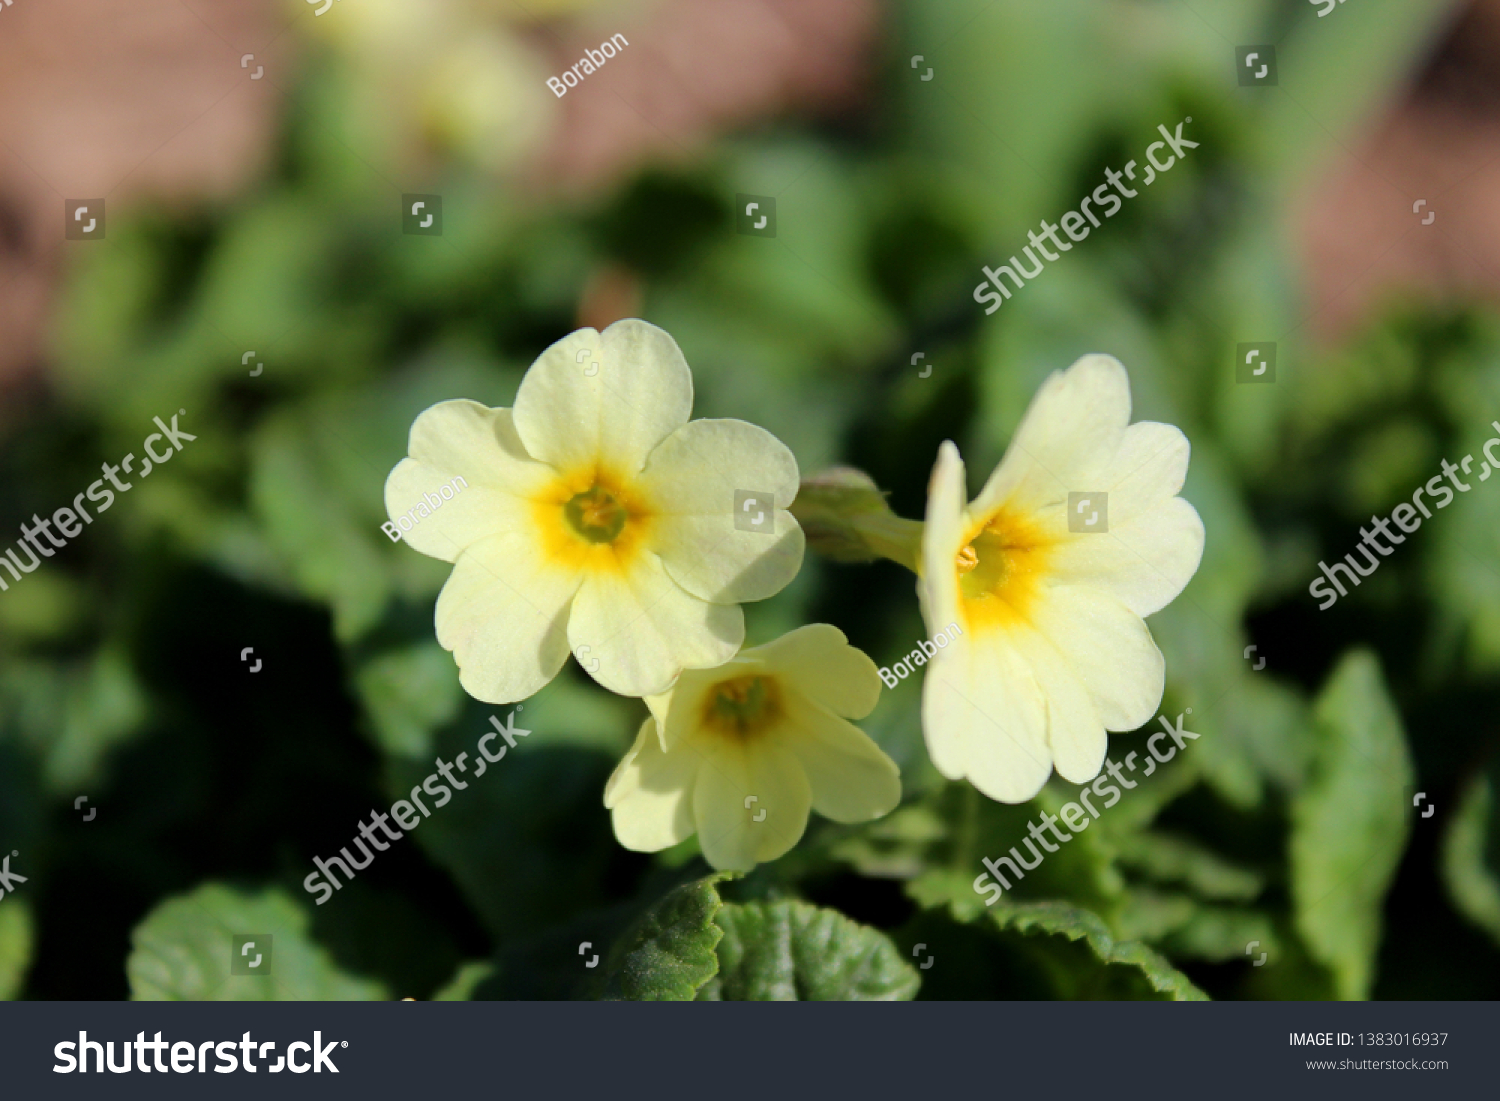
{"left": 55, "top": 1031, "right": 345, "bottom": 1074}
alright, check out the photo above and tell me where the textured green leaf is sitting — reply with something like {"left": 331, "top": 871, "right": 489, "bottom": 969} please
{"left": 1442, "top": 772, "right": 1500, "bottom": 947}
{"left": 0, "top": 899, "right": 34, "bottom": 1000}
{"left": 906, "top": 868, "right": 1205, "bottom": 1000}
{"left": 702, "top": 899, "right": 920, "bottom": 1001}
{"left": 988, "top": 899, "right": 1207, "bottom": 1000}
{"left": 1290, "top": 650, "right": 1414, "bottom": 1000}
{"left": 600, "top": 873, "right": 728, "bottom": 1001}
{"left": 127, "top": 884, "right": 388, "bottom": 1001}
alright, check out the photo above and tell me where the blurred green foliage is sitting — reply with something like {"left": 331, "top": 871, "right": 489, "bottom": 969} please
{"left": 2, "top": 0, "right": 1499, "bottom": 1000}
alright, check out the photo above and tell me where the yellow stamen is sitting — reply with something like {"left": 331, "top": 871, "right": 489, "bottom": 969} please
{"left": 700, "top": 674, "right": 782, "bottom": 740}
{"left": 565, "top": 485, "right": 628, "bottom": 543}
{"left": 532, "top": 467, "right": 652, "bottom": 572}
{"left": 955, "top": 508, "right": 1050, "bottom": 631}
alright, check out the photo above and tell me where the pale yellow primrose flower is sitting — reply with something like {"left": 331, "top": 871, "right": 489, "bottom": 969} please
{"left": 605, "top": 624, "right": 901, "bottom": 872}
{"left": 918, "top": 354, "right": 1204, "bottom": 803}
{"left": 385, "top": 319, "right": 805, "bottom": 702}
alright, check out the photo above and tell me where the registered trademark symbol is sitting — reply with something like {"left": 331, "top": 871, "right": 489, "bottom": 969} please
{"left": 341, "top": 1041, "right": 348, "bottom": 1047}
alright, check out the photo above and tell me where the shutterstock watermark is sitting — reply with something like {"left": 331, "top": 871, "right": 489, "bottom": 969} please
{"left": 0, "top": 853, "right": 25, "bottom": 901}
{"left": 1310, "top": 0, "right": 1351, "bottom": 17}
{"left": 973, "top": 118, "right": 1198, "bottom": 315}
{"left": 304, "top": 709, "right": 529, "bottom": 904}
{"left": 1310, "top": 422, "right": 1500, "bottom": 610}
{"left": 972, "top": 711, "right": 1199, "bottom": 905}
{"left": 0, "top": 412, "right": 197, "bottom": 594}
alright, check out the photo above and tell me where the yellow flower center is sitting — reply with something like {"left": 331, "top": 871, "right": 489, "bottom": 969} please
{"left": 532, "top": 467, "right": 652, "bottom": 572}
{"left": 701, "top": 674, "right": 783, "bottom": 740}
{"left": 564, "top": 485, "right": 628, "bottom": 543}
{"left": 954, "top": 507, "right": 1050, "bottom": 630}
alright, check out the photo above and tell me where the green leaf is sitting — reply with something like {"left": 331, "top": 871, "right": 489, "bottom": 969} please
{"left": 896, "top": 781, "right": 1125, "bottom": 924}
{"left": 0, "top": 648, "right": 148, "bottom": 793}
{"left": 1111, "top": 887, "right": 1197, "bottom": 943}
{"left": 0, "top": 899, "right": 34, "bottom": 1000}
{"left": 1290, "top": 650, "right": 1414, "bottom": 1000}
{"left": 986, "top": 899, "right": 1208, "bottom": 1000}
{"left": 247, "top": 357, "right": 513, "bottom": 643}
{"left": 1442, "top": 771, "right": 1500, "bottom": 947}
{"left": 905, "top": 866, "right": 1205, "bottom": 999}
{"left": 1117, "top": 831, "right": 1263, "bottom": 902}
{"left": 353, "top": 642, "right": 464, "bottom": 759}
{"left": 0, "top": 569, "right": 86, "bottom": 642}
{"left": 703, "top": 899, "right": 920, "bottom": 1001}
{"left": 249, "top": 408, "right": 401, "bottom": 643}
{"left": 600, "top": 873, "right": 728, "bottom": 1001}
{"left": 127, "top": 883, "right": 389, "bottom": 1001}
{"left": 1114, "top": 888, "right": 1276, "bottom": 964}
{"left": 829, "top": 803, "right": 948, "bottom": 880}
{"left": 431, "top": 960, "right": 495, "bottom": 1001}
{"left": 1431, "top": 426, "right": 1500, "bottom": 674}
{"left": 396, "top": 688, "right": 633, "bottom": 943}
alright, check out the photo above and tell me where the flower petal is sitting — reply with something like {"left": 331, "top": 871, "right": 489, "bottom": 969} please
{"left": 386, "top": 401, "right": 556, "bottom": 561}
{"left": 692, "top": 738, "right": 811, "bottom": 871}
{"left": 971, "top": 354, "right": 1132, "bottom": 518}
{"left": 511, "top": 319, "right": 693, "bottom": 475}
{"left": 776, "top": 693, "right": 900, "bottom": 823}
{"left": 752, "top": 623, "right": 882, "bottom": 720}
{"left": 1095, "top": 421, "right": 1191, "bottom": 525}
{"left": 917, "top": 440, "right": 969, "bottom": 645}
{"left": 1001, "top": 619, "right": 1107, "bottom": 784}
{"left": 921, "top": 628, "right": 1053, "bottom": 803}
{"left": 384, "top": 463, "right": 531, "bottom": 563}
{"left": 567, "top": 553, "right": 743, "bottom": 698}
{"left": 1029, "top": 585, "right": 1165, "bottom": 734}
{"left": 406, "top": 399, "right": 542, "bottom": 480}
{"left": 638, "top": 418, "right": 805, "bottom": 604}
{"left": 1047, "top": 496, "right": 1205, "bottom": 617}
{"left": 605, "top": 717, "right": 699, "bottom": 853}
{"left": 434, "top": 531, "right": 581, "bottom": 703}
